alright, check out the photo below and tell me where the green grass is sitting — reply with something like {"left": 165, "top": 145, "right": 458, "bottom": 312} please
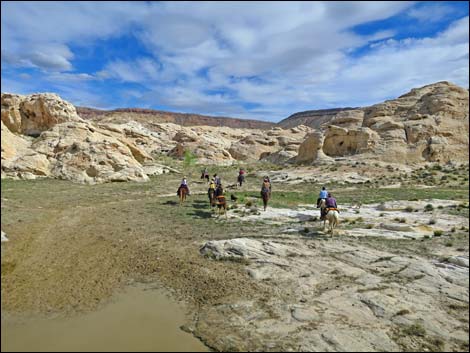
{"left": 402, "top": 323, "right": 426, "bottom": 337}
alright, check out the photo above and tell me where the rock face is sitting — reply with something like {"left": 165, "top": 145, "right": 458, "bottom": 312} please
{"left": 1, "top": 93, "right": 309, "bottom": 182}
{"left": 2, "top": 93, "right": 82, "bottom": 136}
{"left": 293, "top": 82, "right": 469, "bottom": 164}
{"left": 0, "top": 94, "right": 163, "bottom": 183}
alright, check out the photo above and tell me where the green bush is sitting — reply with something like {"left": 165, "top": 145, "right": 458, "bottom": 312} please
{"left": 424, "top": 204, "right": 434, "bottom": 212}
{"left": 433, "top": 230, "right": 443, "bottom": 237}
{"left": 183, "top": 149, "right": 197, "bottom": 168}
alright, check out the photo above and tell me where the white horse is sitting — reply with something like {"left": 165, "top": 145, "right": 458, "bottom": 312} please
{"left": 319, "top": 199, "right": 339, "bottom": 236}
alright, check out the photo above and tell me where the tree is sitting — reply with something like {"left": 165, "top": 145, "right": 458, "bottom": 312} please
{"left": 183, "top": 149, "right": 197, "bottom": 169}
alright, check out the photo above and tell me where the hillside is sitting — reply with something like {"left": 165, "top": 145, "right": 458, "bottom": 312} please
{"left": 278, "top": 107, "right": 358, "bottom": 129}
{"left": 76, "top": 107, "right": 275, "bottom": 130}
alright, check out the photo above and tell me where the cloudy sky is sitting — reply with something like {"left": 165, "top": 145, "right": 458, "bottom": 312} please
{"left": 1, "top": 1, "right": 469, "bottom": 121}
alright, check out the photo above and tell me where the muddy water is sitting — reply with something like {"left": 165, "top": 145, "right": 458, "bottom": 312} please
{"left": 1, "top": 284, "right": 208, "bottom": 352}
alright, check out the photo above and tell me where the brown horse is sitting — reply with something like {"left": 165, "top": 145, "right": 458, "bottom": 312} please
{"left": 178, "top": 186, "right": 188, "bottom": 206}
{"left": 260, "top": 182, "right": 271, "bottom": 211}
{"left": 208, "top": 188, "right": 216, "bottom": 208}
{"left": 215, "top": 195, "right": 228, "bottom": 218}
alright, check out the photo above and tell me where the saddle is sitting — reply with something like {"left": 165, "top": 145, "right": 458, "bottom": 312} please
{"left": 216, "top": 195, "right": 226, "bottom": 206}
{"left": 325, "top": 207, "right": 339, "bottom": 215}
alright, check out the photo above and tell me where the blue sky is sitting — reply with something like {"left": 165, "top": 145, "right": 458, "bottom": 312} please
{"left": 1, "top": 1, "right": 468, "bottom": 121}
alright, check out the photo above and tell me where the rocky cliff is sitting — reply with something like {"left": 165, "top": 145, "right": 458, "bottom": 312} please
{"left": 1, "top": 94, "right": 309, "bottom": 183}
{"left": 294, "top": 81, "right": 469, "bottom": 164}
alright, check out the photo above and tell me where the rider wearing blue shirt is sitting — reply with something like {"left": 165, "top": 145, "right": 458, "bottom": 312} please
{"left": 317, "top": 186, "right": 328, "bottom": 207}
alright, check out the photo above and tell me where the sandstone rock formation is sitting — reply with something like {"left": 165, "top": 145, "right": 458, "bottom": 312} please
{"left": 1, "top": 94, "right": 160, "bottom": 183}
{"left": 1, "top": 93, "right": 308, "bottom": 182}
{"left": 199, "top": 232, "right": 469, "bottom": 351}
{"left": 2, "top": 81, "right": 468, "bottom": 182}
{"left": 295, "top": 82, "right": 469, "bottom": 164}
{"left": 2, "top": 93, "right": 82, "bottom": 136}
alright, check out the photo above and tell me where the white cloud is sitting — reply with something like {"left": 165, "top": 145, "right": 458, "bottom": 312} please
{"left": 2, "top": 1, "right": 468, "bottom": 121}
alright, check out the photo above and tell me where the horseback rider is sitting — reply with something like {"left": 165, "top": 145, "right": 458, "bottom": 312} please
{"left": 325, "top": 193, "right": 337, "bottom": 209}
{"left": 261, "top": 176, "right": 272, "bottom": 195}
{"left": 238, "top": 168, "right": 245, "bottom": 186}
{"left": 263, "top": 176, "right": 272, "bottom": 191}
{"left": 209, "top": 177, "right": 216, "bottom": 190}
{"left": 201, "top": 167, "right": 209, "bottom": 180}
{"left": 214, "top": 174, "right": 221, "bottom": 187}
{"left": 178, "top": 176, "right": 190, "bottom": 196}
{"left": 321, "top": 192, "right": 337, "bottom": 220}
{"left": 215, "top": 183, "right": 224, "bottom": 197}
{"left": 317, "top": 186, "right": 328, "bottom": 207}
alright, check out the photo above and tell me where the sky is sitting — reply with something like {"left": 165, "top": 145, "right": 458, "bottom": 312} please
{"left": 1, "top": 1, "right": 469, "bottom": 122}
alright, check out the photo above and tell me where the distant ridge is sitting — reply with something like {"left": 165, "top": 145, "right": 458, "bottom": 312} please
{"left": 277, "top": 107, "right": 359, "bottom": 129}
{"left": 76, "top": 107, "right": 275, "bottom": 129}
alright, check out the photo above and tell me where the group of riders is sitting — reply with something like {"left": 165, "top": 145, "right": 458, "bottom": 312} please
{"left": 177, "top": 168, "right": 337, "bottom": 218}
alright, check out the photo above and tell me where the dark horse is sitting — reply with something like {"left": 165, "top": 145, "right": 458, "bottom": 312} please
{"left": 260, "top": 182, "right": 271, "bottom": 211}
{"left": 208, "top": 187, "right": 216, "bottom": 208}
{"left": 237, "top": 174, "right": 245, "bottom": 187}
{"left": 201, "top": 171, "right": 209, "bottom": 182}
{"left": 177, "top": 185, "right": 188, "bottom": 206}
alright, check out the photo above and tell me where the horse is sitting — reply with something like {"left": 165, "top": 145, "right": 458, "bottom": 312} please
{"left": 201, "top": 171, "right": 209, "bottom": 182}
{"left": 208, "top": 187, "right": 216, "bottom": 208}
{"left": 237, "top": 174, "right": 245, "bottom": 187}
{"left": 260, "top": 183, "right": 271, "bottom": 211}
{"left": 319, "top": 199, "right": 339, "bottom": 236}
{"left": 215, "top": 195, "right": 228, "bottom": 218}
{"left": 178, "top": 186, "right": 188, "bottom": 206}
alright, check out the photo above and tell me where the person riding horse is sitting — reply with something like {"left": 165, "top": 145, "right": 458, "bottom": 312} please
{"left": 317, "top": 186, "right": 328, "bottom": 219}
{"left": 215, "top": 183, "right": 224, "bottom": 197}
{"left": 208, "top": 178, "right": 216, "bottom": 206}
{"left": 213, "top": 174, "right": 221, "bottom": 187}
{"left": 321, "top": 192, "right": 338, "bottom": 220}
{"left": 177, "top": 176, "right": 190, "bottom": 196}
{"left": 262, "top": 176, "right": 272, "bottom": 192}
{"left": 260, "top": 176, "right": 272, "bottom": 211}
{"left": 201, "top": 167, "right": 209, "bottom": 181}
{"left": 237, "top": 168, "right": 245, "bottom": 186}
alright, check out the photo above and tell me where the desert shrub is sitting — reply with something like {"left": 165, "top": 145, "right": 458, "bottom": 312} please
{"left": 424, "top": 204, "right": 434, "bottom": 212}
{"left": 433, "top": 230, "right": 443, "bottom": 237}
{"left": 405, "top": 206, "right": 414, "bottom": 212}
{"left": 403, "top": 323, "right": 426, "bottom": 337}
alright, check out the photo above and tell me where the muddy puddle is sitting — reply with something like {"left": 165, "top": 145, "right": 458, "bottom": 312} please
{"left": 1, "top": 283, "right": 208, "bottom": 352}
